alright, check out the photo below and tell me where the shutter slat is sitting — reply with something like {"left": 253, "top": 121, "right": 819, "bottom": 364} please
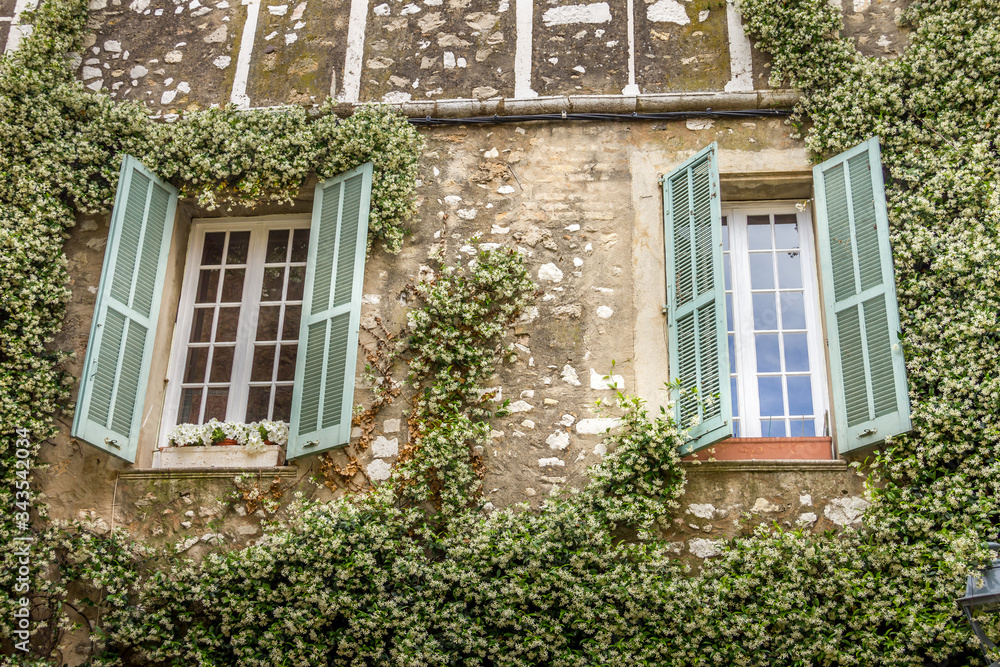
{"left": 836, "top": 306, "right": 868, "bottom": 427}
{"left": 110, "top": 171, "right": 150, "bottom": 307}
{"left": 110, "top": 319, "right": 147, "bottom": 436}
{"left": 692, "top": 159, "right": 715, "bottom": 297}
{"left": 90, "top": 308, "right": 127, "bottom": 426}
{"left": 697, "top": 302, "right": 722, "bottom": 421}
{"left": 849, "top": 154, "right": 883, "bottom": 292}
{"left": 814, "top": 137, "right": 911, "bottom": 453}
{"left": 322, "top": 313, "right": 351, "bottom": 428}
{"left": 72, "top": 156, "right": 178, "bottom": 462}
{"left": 299, "top": 320, "right": 327, "bottom": 433}
{"left": 288, "top": 162, "right": 374, "bottom": 459}
{"left": 663, "top": 143, "right": 733, "bottom": 454}
{"left": 823, "top": 166, "right": 856, "bottom": 303}
{"left": 133, "top": 184, "right": 170, "bottom": 317}
{"left": 333, "top": 175, "right": 363, "bottom": 308}
{"left": 863, "top": 297, "right": 898, "bottom": 418}
{"left": 311, "top": 181, "right": 342, "bottom": 314}
{"left": 670, "top": 173, "right": 693, "bottom": 307}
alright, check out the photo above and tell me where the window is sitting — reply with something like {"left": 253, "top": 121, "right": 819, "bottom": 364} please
{"left": 72, "top": 156, "right": 374, "bottom": 464}
{"left": 161, "top": 219, "right": 310, "bottom": 434}
{"left": 721, "top": 204, "right": 828, "bottom": 438}
{"left": 662, "top": 138, "right": 911, "bottom": 457}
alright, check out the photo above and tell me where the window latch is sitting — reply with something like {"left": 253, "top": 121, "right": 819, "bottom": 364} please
{"left": 104, "top": 438, "right": 120, "bottom": 449}
{"left": 305, "top": 440, "right": 319, "bottom": 448}
{"left": 859, "top": 427, "right": 877, "bottom": 437}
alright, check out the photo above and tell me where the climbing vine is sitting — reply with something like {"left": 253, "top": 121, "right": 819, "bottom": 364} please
{"left": 2, "top": 0, "right": 1000, "bottom": 663}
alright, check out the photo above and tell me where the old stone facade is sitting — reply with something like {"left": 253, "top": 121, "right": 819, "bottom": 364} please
{"left": 24, "top": 0, "right": 907, "bottom": 573}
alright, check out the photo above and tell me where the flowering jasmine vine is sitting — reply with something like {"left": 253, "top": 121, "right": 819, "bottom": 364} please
{"left": 1, "top": 0, "right": 998, "bottom": 663}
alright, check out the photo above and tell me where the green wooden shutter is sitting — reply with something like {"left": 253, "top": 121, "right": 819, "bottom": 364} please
{"left": 814, "top": 137, "right": 911, "bottom": 454}
{"left": 663, "top": 143, "right": 733, "bottom": 454}
{"left": 72, "top": 156, "right": 178, "bottom": 462}
{"left": 287, "top": 162, "right": 373, "bottom": 459}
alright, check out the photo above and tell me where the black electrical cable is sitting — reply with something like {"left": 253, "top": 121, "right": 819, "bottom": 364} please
{"left": 407, "top": 109, "right": 791, "bottom": 125}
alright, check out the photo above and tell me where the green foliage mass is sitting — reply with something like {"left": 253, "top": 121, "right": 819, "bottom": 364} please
{"left": 2, "top": 0, "right": 999, "bottom": 663}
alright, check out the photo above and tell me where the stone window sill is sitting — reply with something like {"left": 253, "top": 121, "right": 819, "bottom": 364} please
{"left": 683, "top": 436, "right": 834, "bottom": 462}
{"left": 152, "top": 444, "right": 287, "bottom": 470}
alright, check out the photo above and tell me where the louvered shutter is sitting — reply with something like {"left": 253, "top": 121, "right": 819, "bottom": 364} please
{"left": 287, "top": 162, "right": 373, "bottom": 459}
{"left": 72, "top": 156, "right": 178, "bottom": 462}
{"left": 814, "top": 137, "right": 911, "bottom": 453}
{"left": 663, "top": 143, "right": 733, "bottom": 454}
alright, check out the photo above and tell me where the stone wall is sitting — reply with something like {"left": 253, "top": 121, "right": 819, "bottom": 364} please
{"left": 1, "top": 0, "right": 912, "bottom": 112}
{"left": 45, "top": 117, "right": 873, "bottom": 559}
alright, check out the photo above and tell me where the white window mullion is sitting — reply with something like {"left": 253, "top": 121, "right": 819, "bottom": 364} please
{"left": 798, "top": 206, "right": 829, "bottom": 438}
{"left": 730, "top": 209, "right": 762, "bottom": 437}
{"left": 228, "top": 222, "right": 267, "bottom": 422}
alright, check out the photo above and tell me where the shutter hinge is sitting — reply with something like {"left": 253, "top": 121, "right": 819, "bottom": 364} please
{"left": 661, "top": 304, "right": 668, "bottom": 315}
{"left": 104, "top": 438, "right": 120, "bottom": 449}
{"left": 657, "top": 175, "right": 665, "bottom": 185}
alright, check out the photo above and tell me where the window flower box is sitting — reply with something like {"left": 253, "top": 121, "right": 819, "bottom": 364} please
{"left": 159, "top": 419, "right": 289, "bottom": 468}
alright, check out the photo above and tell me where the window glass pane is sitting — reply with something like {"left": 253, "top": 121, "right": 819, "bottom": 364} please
{"left": 728, "top": 334, "right": 735, "bottom": 374}
{"left": 282, "top": 305, "right": 301, "bottom": 341}
{"left": 201, "top": 232, "right": 225, "bottom": 265}
{"left": 221, "top": 268, "right": 245, "bottom": 302}
{"left": 774, "top": 216, "right": 799, "bottom": 249}
{"left": 215, "top": 306, "right": 241, "bottom": 342}
{"left": 196, "top": 269, "right": 219, "bottom": 303}
{"left": 227, "top": 231, "right": 251, "bottom": 264}
{"left": 730, "top": 377, "right": 739, "bottom": 417}
{"left": 290, "top": 228, "right": 310, "bottom": 262}
{"left": 256, "top": 305, "right": 280, "bottom": 341}
{"left": 210, "top": 346, "right": 235, "bottom": 383}
{"left": 266, "top": 229, "right": 290, "bottom": 263}
{"left": 245, "top": 386, "right": 271, "bottom": 422}
{"left": 760, "top": 418, "right": 786, "bottom": 437}
{"left": 183, "top": 347, "right": 208, "bottom": 383}
{"left": 261, "top": 266, "right": 285, "bottom": 301}
{"left": 204, "top": 388, "right": 229, "bottom": 421}
{"left": 721, "top": 216, "right": 729, "bottom": 251}
{"left": 273, "top": 385, "right": 293, "bottom": 421}
{"left": 277, "top": 344, "right": 298, "bottom": 381}
{"left": 252, "top": 345, "right": 276, "bottom": 382}
{"left": 776, "top": 251, "right": 802, "bottom": 289}
{"left": 286, "top": 266, "right": 306, "bottom": 301}
{"left": 783, "top": 333, "right": 810, "bottom": 372}
{"left": 754, "top": 334, "right": 781, "bottom": 372}
{"left": 790, "top": 419, "right": 816, "bottom": 437}
{"left": 749, "top": 254, "right": 775, "bottom": 289}
{"left": 787, "top": 376, "right": 813, "bottom": 415}
{"left": 758, "top": 376, "right": 785, "bottom": 416}
{"left": 723, "top": 255, "right": 732, "bottom": 291}
{"left": 747, "top": 216, "right": 772, "bottom": 249}
{"left": 752, "top": 293, "right": 778, "bottom": 330}
{"left": 189, "top": 308, "right": 214, "bottom": 343}
{"left": 178, "top": 387, "right": 203, "bottom": 423}
{"left": 780, "top": 292, "right": 806, "bottom": 329}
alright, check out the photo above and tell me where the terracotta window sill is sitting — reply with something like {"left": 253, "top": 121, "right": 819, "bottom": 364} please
{"left": 683, "top": 436, "right": 833, "bottom": 462}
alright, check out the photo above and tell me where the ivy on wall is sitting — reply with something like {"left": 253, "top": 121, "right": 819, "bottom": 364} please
{"left": 2, "top": 0, "right": 1000, "bottom": 663}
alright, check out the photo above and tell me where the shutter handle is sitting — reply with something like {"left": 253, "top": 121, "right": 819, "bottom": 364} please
{"left": 104, "top": 438, "right": 120, "bottom": 449}
{"left": 305, "top": 440, "right": 319, "bottom": 448}
{"left": 859, "top": 427, "right": 877, "bottom": 437}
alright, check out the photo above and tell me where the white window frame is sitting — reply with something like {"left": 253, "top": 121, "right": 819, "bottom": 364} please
{"left": 159, "top": 214, "right": 311, "bottom": 448}
{"left": 722, "top": 201, "right": 830, "bottom": 439}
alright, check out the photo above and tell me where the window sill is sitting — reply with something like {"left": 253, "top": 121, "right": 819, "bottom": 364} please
{"left": 118, "top": 464, "right": 299, "bottom": 480}
{"left": 683, "top": 436, "right": 833, "bottom": 462}
{"left": 153, "top": 444, "right": 286, "bottom": 469}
